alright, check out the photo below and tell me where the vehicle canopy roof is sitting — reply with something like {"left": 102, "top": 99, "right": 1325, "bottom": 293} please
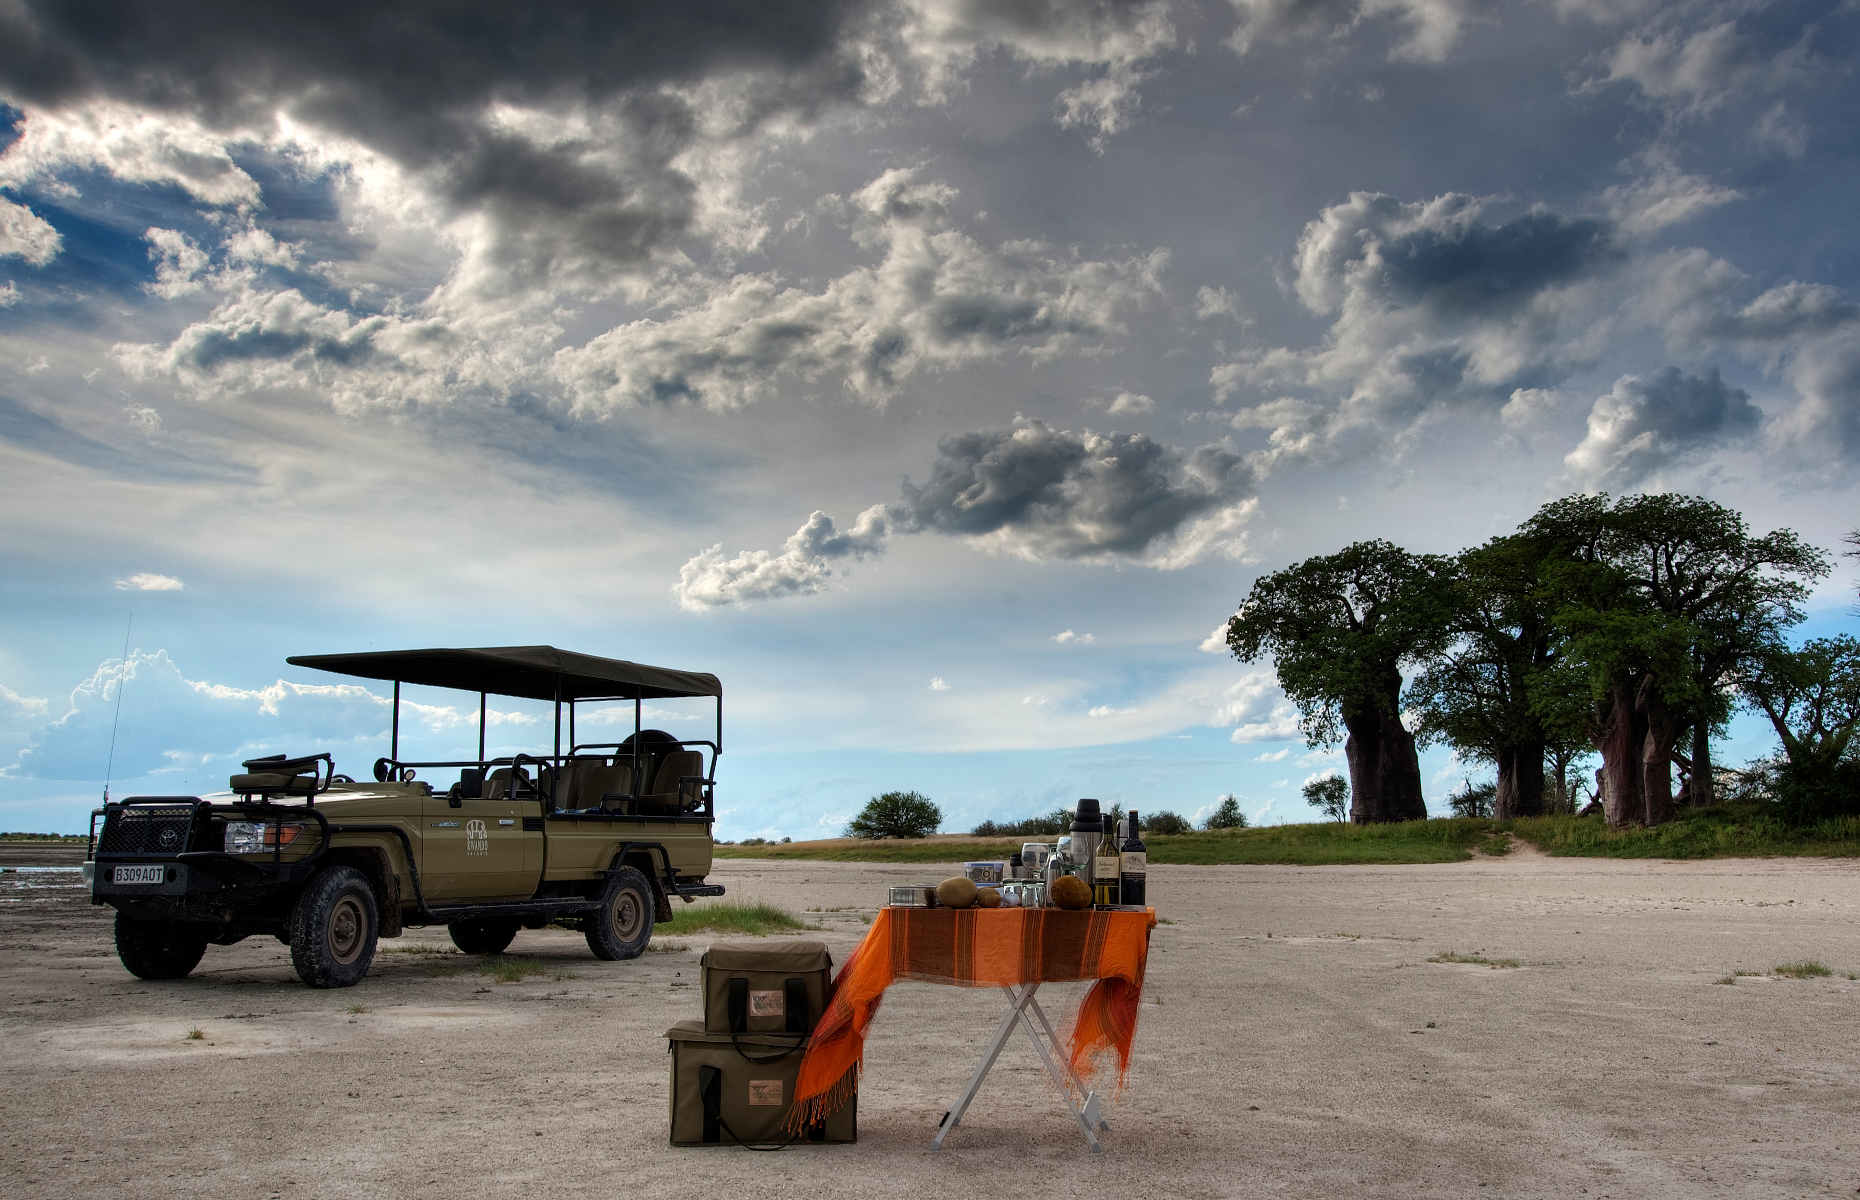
{"left": 286, "top": 646, "right": 721, "bottom": 703}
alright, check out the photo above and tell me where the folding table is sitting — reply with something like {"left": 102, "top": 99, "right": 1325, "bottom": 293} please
{"left": 788, "top": 905, "right": 1157, "bottom": 1151}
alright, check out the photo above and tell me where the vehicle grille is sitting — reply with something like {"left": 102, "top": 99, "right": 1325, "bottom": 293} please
{"left": 97, "top": 806, "right": 197, "bottom": 857}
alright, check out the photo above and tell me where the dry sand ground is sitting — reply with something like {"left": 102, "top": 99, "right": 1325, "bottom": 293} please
{"left": 2, "top": 844, "right": 1857, "bottom": 1199}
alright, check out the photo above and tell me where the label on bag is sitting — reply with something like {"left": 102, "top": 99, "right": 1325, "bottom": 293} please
{"left": 748, "top": 989, "right": 785, "bottom": 1017}
{"left": 748, "top": 1079, "right": 784, "bottom": 1106}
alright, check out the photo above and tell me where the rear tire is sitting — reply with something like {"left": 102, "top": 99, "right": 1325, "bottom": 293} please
{"left": 289, "top": 865, "right": 379, "bottom": 988}
{"left": 448, "top": 918, "right": 519, "bottom": 955}
{"left": 585, "top": 865, "right": 654, "bottom": 961}
{"left": 114, "top": 912, "right": 208, "bottom": 980}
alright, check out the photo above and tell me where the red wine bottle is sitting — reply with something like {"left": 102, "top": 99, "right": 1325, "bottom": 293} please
{"left": 1119, "top": 810, "right": 1147, "bottom": 907}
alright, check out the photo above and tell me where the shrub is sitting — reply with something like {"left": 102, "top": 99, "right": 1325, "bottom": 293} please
{"left": 967, "top": 809, "right": 1072, "bottom": 837}
{"left": 1144, "top": 810, "right": 1191, "bottom": 835}
{"left": 1303, "top": 775, "right": 1348, "bottom": 822}
{"left": 1204, "top": 795, "right": 1248, "bottom": 830}
{"left": 1448, "top": 779, "right": 1496, "bottom": 820}
{"left": 847, "top": 790, "right": 942, "bottom": 839}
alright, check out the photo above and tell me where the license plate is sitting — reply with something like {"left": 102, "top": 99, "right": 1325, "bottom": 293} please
{"left": 112, "top": 865, "right": 165, "bottom": 885}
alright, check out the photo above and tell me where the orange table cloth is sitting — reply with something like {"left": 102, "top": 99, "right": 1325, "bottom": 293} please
{"left": 788, "top": 905, "right": 1157, "bottom": 1130}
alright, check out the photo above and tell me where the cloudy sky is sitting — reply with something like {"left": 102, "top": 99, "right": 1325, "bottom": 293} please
{"left": 3, "top": 0, "right": 1857, "bottom": 838}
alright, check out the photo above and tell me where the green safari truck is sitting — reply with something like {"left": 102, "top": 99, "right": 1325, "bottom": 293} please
{"left": 84, "top": 646, "right": 726, "bottom": 987}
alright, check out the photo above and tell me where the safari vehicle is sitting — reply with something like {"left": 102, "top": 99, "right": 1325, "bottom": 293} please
{"left": 85, "top": 646, "right": 725, "bottom": 988}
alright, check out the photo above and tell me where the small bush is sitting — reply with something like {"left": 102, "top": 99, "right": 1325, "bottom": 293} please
{"left": 1145, "top": 810, "right": 1192, "bottom": 836}
{"left": 1303, "top": 775, "right": 1347, "bottom": 822}
{"left": 1448, "top": 779, "right": 1496, "bottom": 820}
{"left": 1203, "top": 796, "right": 1248, "bottom": 830}
{"left": 847, "top": 790, "right": 941, "bottom": 839}
{"left": 970, "top": 809, "right": 1072, "bottom": 837}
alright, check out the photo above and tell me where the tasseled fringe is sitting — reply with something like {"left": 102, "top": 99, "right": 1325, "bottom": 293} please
{"left": 783, "top": 1062, "right": 860, "bottom": 1135}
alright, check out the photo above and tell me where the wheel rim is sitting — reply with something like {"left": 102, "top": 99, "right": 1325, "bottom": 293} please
{"left": 329, "top": 895, "right": 366, "bottom": 964}
{"left": 611, "top": 888, "right": 644, "bottom": 943}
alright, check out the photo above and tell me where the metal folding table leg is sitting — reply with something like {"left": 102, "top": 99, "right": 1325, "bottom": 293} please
{"left": 933, "top": 983, "right": 1040, "bottom": 1149}
{"left": 932, "top": 984, "right": 1105, "bottom": 1153}
{"left": 1011, "top": 990, "right": 1104, "bottom": 1152}
{"left": 1022, "top": 991, "right": 1111, "bottom": 1134}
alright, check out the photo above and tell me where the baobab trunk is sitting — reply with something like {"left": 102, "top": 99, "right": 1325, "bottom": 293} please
{"left": 1494, "top": 740, "right": 1547, "bottom": 819}
{"left": 1690, "top": 721, "right": 1716, "bottom": 807}
{"left": 1597, "top": 681, "right": 1646, "bottom": 828}
{"left": 1343, "top": 707, "right": 1427, "bottom": 823}
{"left": 1638, "top": 681, "right": 1679, "bottom": 828}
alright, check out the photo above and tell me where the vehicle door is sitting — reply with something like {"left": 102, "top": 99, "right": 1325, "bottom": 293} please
{"left": 422, "top": 788, "right": 543, "bottom": 902}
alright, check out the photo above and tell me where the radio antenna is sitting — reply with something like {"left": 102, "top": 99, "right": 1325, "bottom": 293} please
{"left": 102, "top": 612, "right": 133, "bottom": 805}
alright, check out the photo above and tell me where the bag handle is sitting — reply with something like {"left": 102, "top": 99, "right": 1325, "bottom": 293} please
{"left": 726, "top": 977, "right": 805, "bottom": 1064}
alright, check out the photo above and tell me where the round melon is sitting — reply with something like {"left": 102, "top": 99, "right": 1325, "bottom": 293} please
{"left": 935, "top": 876, "right": 979, "bottom": 909}
{"left": 1049, "top": 874, "right": 1091, "bottom": 910}
{"left": 975, "top": 886, "right": 1002, "bottom": 909}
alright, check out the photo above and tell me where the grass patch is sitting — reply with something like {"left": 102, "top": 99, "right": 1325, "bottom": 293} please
{"left": 1773, "top": 961, "right": 1833, "bottom": 979}
{"left": 646, "top": 940, "right": 688, "bottom": 953}
{"left": 1477, "top": 832, "right": 1514, "bottom": 856}
{"left": 720, "top": 819, "right": 1496, "bottom": 866}
{"left": 1507, "top": 804, "right": 1860, "bottom": 859}
{"left": 1428, "top": 951, "right": 1522, "bottom": 969}
{"left": 656, "top": 901, "right": 820, "bottom": 937}
{"left": 185, "top": 1027, "right": 205, "bottom": 1040}
{"left": 480, "top": 957, "right": 552, "bottom": 984}
{"left": 380, "top": 943, "right": 461, "bottom": 956}
{"left": 1715, "top": 969, "right": 1765, "bottom": 984}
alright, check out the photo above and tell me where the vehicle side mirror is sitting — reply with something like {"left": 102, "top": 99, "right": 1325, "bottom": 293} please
{"left": 456, "top": 768, "right": 484, "bottom": 806}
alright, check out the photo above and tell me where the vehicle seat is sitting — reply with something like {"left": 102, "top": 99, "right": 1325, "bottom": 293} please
{"left": 569, "top": 763, "right": 627, "bottom": 813}
{"left": 637, "top": 750, "right": 704, "bottom": 815}
{"left": 482, "top": 766, "right": 531, "bottom": 799}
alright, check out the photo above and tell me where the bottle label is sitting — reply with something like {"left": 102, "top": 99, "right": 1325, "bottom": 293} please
{"left": 1121, "top": 852, "right": 1146, "bottom": 874}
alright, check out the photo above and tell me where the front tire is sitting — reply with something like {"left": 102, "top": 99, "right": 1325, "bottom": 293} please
{"left": 585, "top": 865, "right": 654, "bottom": 961}
{"left": 448, "top": 918, "right": 519, "bottom": 955}
{"left": 114, "top": 912, "right": 208, "bottom": 980}
{"left": 289, "top": 865, "right": 379, "bottom": 988}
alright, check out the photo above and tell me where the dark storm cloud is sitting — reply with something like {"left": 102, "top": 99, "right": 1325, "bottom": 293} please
{"left": 895, "top": 423, "right": 1251, "bottom": 558}
{"left": 1374, "top": 213, "right": 1618, "bottom": 318}
{"left": 0, "top": 2, "right": 863, "bottom": 122}
{"left": 1565, "top": 366, "right": 1762, "bottom": 485}
{"left": 677, "top": 421, "right": 1257, "bottom": 608}
{"left": 0, "top": 1, "right": 868, "bottom": 281}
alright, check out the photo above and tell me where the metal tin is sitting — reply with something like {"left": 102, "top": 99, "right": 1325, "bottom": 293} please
{"left": 887, "top": 884, "right": 939, "bottom": 907}
{"left": 962, "top": 860, "right": 1004, "bottom": 885}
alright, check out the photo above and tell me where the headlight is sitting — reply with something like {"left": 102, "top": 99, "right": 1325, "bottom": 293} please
{"left": 223, "top": 821, "right": 306, "bottom": 854}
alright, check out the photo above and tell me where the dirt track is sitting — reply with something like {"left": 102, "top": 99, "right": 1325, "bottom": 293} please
{"left": 2, "top": 847, "right": 1857, "bottom": 1199}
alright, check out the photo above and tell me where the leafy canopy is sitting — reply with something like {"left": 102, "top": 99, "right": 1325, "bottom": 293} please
{"left": 1227, "top": 539, "right": 1456, "bottom": 745}
{"left": 1302, "top": 775, "right": 1347, "bottom": 822}
{"left": 846, "top": 790, "right": 942, "bottom": 839}
{"left": 1204, "top": 795, "right": 1247, "bottom": 829}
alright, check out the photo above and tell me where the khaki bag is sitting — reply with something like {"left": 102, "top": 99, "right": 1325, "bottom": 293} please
{"left": 700, "top": 940, "right": 833, "bottom": 1037}
{"left": 665, "top": 1020, "right": 857, "bottom": 1147}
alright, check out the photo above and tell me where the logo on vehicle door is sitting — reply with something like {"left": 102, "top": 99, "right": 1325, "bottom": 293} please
{"left": 465, "top": 819, "right": 489, "bottom": 856}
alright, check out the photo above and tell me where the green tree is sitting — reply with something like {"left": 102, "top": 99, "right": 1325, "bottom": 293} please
{"left": 1145, "top": 810, "right": 1192, "bottom": 835}
{"left": 1741, "top": 635, "right": 1860, "bottom": 820}
{"left": 1410, "top": 533, "right": 1568, "bottom": 819}
{"left": 1204, "top": 795, "right": 1248, "bottom": 829}
{"left": 845, "top": 790, "right": 941, "bottom": 839}
{"left": 1226, "top": 540, "right": 1455, "bottom": 823}
{"left": 1302, "top": 774, "right": 1347, "bottom": 822}
{"left": 1524, "top": 494, "right": 1826, "bottom": 829}
{"left": 1446, "top": 778, "right": 1496, "bottom": 819}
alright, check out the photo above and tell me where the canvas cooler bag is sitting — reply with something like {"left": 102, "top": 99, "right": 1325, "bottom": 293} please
{"left": 665, "top": 1019, "right": 857, "bottom": 1146}
{"left": 700, "top": 940, "right": 833, "bottom": 1036}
